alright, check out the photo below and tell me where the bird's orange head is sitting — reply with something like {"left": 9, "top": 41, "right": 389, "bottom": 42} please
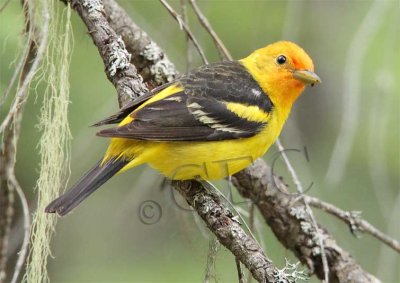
{"left": 240, "top": 41, "right": 320, "bottom": 112}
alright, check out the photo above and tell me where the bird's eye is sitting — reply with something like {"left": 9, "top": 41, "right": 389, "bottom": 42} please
{"left": 276, "top": 55, "right": 287, "bottom": 65}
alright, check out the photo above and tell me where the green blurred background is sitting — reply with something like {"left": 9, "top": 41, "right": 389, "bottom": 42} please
{"left": 1, "top": 0, "right": 399, "bottom": 282}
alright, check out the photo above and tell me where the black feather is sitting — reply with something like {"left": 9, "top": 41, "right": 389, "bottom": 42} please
{"left": 97, "top": 99, "right": 266, "bottom": 142}
{"left": 180, "top": 61, "right": 273, "bottom": 113}
{"left": 95, "top": 61, "right": 272, "bottom": 141}
{"left": 45, "top": 158, "right": 129, "bottom": 216}
{"left": 91, "top": 82, "right": 175, "bottom": 127}
{"left": 96, "top": 92, "right": 264, "bottom": 141}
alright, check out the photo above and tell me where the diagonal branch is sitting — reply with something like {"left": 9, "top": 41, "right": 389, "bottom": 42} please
{"left": 275, "top": 139, "right": 330, "bottom": 282}
{"left": 158, "top": 0, "right": 208, "bottom": 64}
{"left": 173, "top": 180, "right": 277, "bottom": 282}
{"left": 103, "top": 0, "right": 178, "bottom": 87}
{"left": 232, "top": 160, "right": 380, "bottom": 283}
{"left": 188, "top": 0, "right": 232, "bottom": 61}
{"left": 180, "top": 0, "right": 193, "bottom": 71}
{"left": 66, "top": 0, "right": 148, "bottom": 107}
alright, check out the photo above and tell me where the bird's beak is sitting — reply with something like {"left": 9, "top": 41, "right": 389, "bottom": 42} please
{"left": 293, "top": 69, "right": 321, "bottom": 86}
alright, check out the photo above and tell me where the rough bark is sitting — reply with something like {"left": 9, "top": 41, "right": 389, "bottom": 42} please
{"left": 68, "top": 0, "right": 148, "bottom": 106}
{"left": 232, "top": 160, "right": 380, "bottom": 283}
{"left": 103, "top": 0, "right": 178, "bottom": 87}
{"left": 174, "top": 180, "right": 276, "bottom": 282}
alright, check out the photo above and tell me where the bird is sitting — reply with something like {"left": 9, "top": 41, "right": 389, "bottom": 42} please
{"left": 45, "top": 41, "right": 320, "bottom": 216}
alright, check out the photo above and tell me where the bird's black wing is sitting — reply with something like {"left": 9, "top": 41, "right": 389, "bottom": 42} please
{"left": 92, "top": 82, "right": 175, "bottom": 126}
{"left": 96, "top": 61, "right": 273, "bottom": 141}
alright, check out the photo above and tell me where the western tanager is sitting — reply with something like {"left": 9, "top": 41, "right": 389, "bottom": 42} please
{"left": 46, "top": 41, "right": 320, "bottom": 216}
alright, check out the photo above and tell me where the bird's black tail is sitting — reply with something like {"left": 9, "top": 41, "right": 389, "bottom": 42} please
{"left": 45, "top": 157, "right": 129, "bottom": 216}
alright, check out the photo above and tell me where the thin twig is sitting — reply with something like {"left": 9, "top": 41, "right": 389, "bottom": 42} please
{"left": 275, "top": 139, "right": 330, "bottom": 283}
{"left": 0, "top": 47, "right": 29, "bottom": 109}
{"left": 180, "top": 0, "right": 192, "bottom": 71}
{"left": 232, "top": 160, "right": 380, "bottom": 282}
{"left": 0, "top": 0, "right": 12, "bottom": 13}
{"left": 10, "top": 176, "right": 30, "bottom": 283}
{"left": 188, "top": 0, "right": 232, "bottom": 61}
{"left": 201, "top": 180, "right": 259, "bottom": 241}
{"left": 236, "top": 258, "right": 246, "bottom": 283}
{"left": 0, "top": 0, "right": 47, "bottom": 280}
{"left": 248, "top": 203, "right": 255, "bottom": 236}
{"left": 306, "top": 196, "right": 400, "bottom": 254}
{"left": 0, "top": 0, "right": 34, "bottom": 108}
{"left": 203, "top": 236, "right": 219, "bottom": 283}
{"left": 0, "top": 154, "right": 14, "bottom": 283}
{"left": 174, "top": 180, "right": 277, "bottom": 282}
{"left": 0, "top": 12, "right": 49, "bottom": 134}
{"left": 159, "top": 0, "right": 208, "bottom": 64}
{"left": 247, "top": 203, "right": 255, "bottom": 283}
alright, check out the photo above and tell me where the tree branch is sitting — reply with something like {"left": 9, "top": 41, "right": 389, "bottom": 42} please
{"left": 173, "top": 180, "right": 276, "bottom": 282}
{"left": 67, "top": 0, "right": 147, "bottom": 107}
{"left": 103, "top": 0, "right": 178, "bottom": 87}
{"left": 275, "top": 139, "right": 330, "bottom": 282}
{"left": 179, "top": 0, "right": 192, "bottom": 71}
{"left": 188, "top": 0, "right": 232, "bottom": 61}
{"left": 305, "top": 196, "right": 400, "bottom": 254}
{"left": 232, "top": 160, "right": 380, "bottom": 283}
{"left": 158, "top": 0, "right": 208, "bottom": 64}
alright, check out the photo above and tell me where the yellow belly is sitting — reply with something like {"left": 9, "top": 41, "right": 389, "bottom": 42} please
{"left": 148, "top": 130, "right": 277, "bottom": 179}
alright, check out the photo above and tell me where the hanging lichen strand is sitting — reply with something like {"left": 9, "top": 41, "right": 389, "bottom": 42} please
{"left": 23, "top": 1, "right": 72, "bottom": 283}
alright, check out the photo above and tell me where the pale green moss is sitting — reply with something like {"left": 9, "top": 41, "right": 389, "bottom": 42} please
{"left": 22, "top": 1, "right": 73, "bottom": 282}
